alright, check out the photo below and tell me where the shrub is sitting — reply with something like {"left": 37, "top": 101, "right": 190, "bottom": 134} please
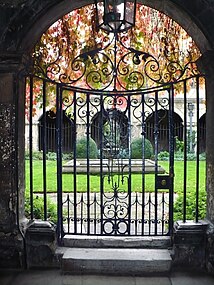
{"left": 174, "top": 189, "right": 206, "bottom": 221}
{"left": 158, "top": 151, "right": 169, "bottom": 161}
{"left": 25, "top": 195, "right": 57, "bottom": 223}
{"left": 173, "top": 151, "right": 206, "bottom": 161}
{"left": 76, "top": 137, "right": 98, "bottom": 159}
{"left": 175, "top": 136, "right": 184, "bottom": 152}
{"left": 131, "top": 138, "right": 153, "bottom": 159}
{"left": 118, "top": 148, "right": 129, "bottom": 159}
{"left": 25, "top": 151, "right": 73, "bottom": 161}
{"left": 186, "top": 152, "right": 197, "bottom": 161}
{"left": 46, "top": 152, "right": 57, "bottom": 160}
{"left": 25, "top": 151, "right": 43, "bottom": 160}
{"left": 199, "top": 152, "right": 206, "bottom": 161}
{"left": 63, "top": 153, "right": 73, "bottom": 160}
{"left": 47, "top": 152, "right": 73, "bottom": 161}
{"left": 173, "top": 151, "right": 185, "bottom": 161}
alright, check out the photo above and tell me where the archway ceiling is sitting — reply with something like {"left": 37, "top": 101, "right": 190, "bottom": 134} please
{"left": 0, "top": 0, "right": 212, "bottom": 54}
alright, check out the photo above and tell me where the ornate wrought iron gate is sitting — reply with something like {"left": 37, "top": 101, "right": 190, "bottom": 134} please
{"left": 59, "top": 86, "right": 175, "bottom": 237}
{"left": 26, "top": 73, "right": 205, "bottom": 238}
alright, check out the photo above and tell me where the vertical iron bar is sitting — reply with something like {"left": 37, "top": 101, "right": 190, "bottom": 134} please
{"left": 112, "top": 97, "right": 117, "bottom": 234}
{"left": 169, "top": 85, "right": 175, "bottom": 234}
{"left": 86, "top": 92, "right": 90, "bottom": 234}
{"left": 56, "top": 84, "right": 63, "bottom": 241}
{"left": 141, "top": 92, "right": 145, "bottom": 235}
{"left": 154, "top": 91, "right": 159, "bottom": 235}
{"left": 67, "top": 122, "right": 69, "bottom": 152}
{"left": 29, "top": 76, "right": 34, "bottom": 220}
{"left": 47, "top": 122, "right": 50, "bottom": 151}
{"left": 99, "top": 94, "right": 104, "bottom": 235}
{"left": 80, "top": 194, "right": 83, "bottom": 234}
{"left": 148, "top": 193, "right": 151, "bottom": 235}
{"left": 196, "top": 76, "right": 200, "bottom": 222}
{"left": 52, "top": 123, "right": 54, "bottom": 151}
{"left": 127, "top": 94, "right": 132, "bottom": 235}
{"left": 162, "top": 192, "right": 165, "bottom": 235}
{"left": 135, "top": 193, "right": 138, "bottom": 235}
{"left": 67, "top": 194, "right": 70, "bottom": 233}
{"left": 73, "top": 91, "right": 77, "bottom": 234}
{"left": 94, "top": 193, "right": 97, "bottom": 234}
{"left": 42, "top": 80, "right": 47, "bottom": 220}
{"left": 183, "top": 80, "right": 187, "bottom": 222}
{"left": 113, "top": 33, "right": 117, "bottom": 91}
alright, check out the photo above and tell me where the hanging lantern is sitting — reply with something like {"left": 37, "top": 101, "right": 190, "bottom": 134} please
{"left": 95, "top": 0, "right": 137, "bottom": 33}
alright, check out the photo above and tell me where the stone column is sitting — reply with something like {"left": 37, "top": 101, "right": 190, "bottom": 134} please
{"left": 172, "top": 52, "right": 214, "bottom": 273}
{"left": 197, "top": 51, "right": 214, "bottom": 274}
{"left": 0, "top": 53, "right": 26, "bottom": 268}
{"left": 197, "top": 51, "right": 214, "bottom": 224}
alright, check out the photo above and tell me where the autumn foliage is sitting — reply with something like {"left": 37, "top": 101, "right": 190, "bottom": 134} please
{"left": 26, "top": 4, "right": 201, "bottom": 115}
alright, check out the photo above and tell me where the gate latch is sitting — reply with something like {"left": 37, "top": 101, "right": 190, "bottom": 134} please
{"left": 156, "top": 175, "right": 172, "bottom": 189}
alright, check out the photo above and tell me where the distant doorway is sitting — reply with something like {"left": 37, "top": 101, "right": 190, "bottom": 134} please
{"left": 39, "top": 110, "right": 74, "bottom": 153}
{"left": 145, "top": 110, "right": 183, "bottom": 152}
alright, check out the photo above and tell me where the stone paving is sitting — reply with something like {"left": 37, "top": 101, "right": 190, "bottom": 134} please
{"left": 0, "top": 270, "right": 214, "bottom": 285}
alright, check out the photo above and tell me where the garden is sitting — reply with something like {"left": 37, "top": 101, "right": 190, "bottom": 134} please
{"left": 25, "top": 137, "right": 206, "bottom": 222}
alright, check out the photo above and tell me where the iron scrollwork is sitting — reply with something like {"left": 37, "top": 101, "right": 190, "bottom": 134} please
{"left": 32, "top": 29, "right": 199, "bottom": 92}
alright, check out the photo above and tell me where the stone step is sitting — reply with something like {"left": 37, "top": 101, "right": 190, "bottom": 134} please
{"left": 63, "top": 235, "right": 171, "bottom": 249}
{"left": 61, "top": 248, "right": 172, "bottom": 275}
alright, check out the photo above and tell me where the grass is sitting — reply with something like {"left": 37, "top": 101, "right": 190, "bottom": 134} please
{"left": 25, "top": 160, "right": 206, "bottom": 195}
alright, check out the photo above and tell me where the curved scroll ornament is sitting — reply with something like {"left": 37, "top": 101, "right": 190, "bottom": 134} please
{"left": 85, "top": 51, "right": 114, "bottom": 90}
{"left": 116, "top": 46, "right": 199, "bottom": 91}
{"left": 117, "top": 50, "right": 161, "bottom": 90}
{"left": 103, "top": 190, "right": 129, "bottom": 235}
{"left": 32, "top": 29, "right": 200, "bottom": 92}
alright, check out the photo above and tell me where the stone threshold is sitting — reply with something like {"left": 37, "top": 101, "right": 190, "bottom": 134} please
{"left": 62, "top": 234, "right": 171, "bottom": 248}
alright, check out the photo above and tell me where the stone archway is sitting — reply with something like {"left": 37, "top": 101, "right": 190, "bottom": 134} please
{"left": 21, "top": 2, "right": 206, "bottom": 239}
{"left": 14, "top": 0, "right": 212, "bottom": 228}
{"left": 1, "top": 0, "right": 214, "bottom": 270}
{"left": 18, "top": 0, "right": 211, "bottom": 54}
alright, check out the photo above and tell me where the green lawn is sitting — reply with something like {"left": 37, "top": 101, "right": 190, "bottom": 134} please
{"left": 25, "top": 160, "right": 206, "bottom": 195}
